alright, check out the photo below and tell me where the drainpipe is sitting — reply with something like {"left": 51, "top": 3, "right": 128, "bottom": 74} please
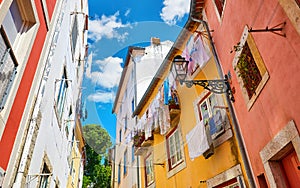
{"left": 190, "top": 17, "right": 256, "bottom": 188}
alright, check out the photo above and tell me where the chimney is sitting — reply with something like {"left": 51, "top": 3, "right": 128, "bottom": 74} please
{"left": 151, "top": 37, "right": 160, "bottom": 46}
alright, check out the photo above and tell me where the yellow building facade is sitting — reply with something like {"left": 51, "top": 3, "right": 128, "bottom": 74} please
{"left": 66, "top": 118, "right": 85, "bottom": 188}
{"left": 130, "top": 1, "right": 253, "bottom": 188}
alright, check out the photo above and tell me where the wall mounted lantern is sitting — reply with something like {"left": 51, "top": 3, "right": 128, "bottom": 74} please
{"left": 172, "top": 55, "right": 235, "bottom": 102}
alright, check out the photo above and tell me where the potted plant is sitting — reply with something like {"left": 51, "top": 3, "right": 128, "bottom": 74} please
{"left": 233, "top": 42, "right": 261, "bottom": 97}
{"left": 133, "top": 131, "right": 145, "bottom": 147}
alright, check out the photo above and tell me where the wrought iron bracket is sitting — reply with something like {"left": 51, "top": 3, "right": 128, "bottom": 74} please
{"left": 248, "top": 22, "right": 286, "bottom": 37}
{"left": 180, "top": 74, "right": 235, "bottom": 102}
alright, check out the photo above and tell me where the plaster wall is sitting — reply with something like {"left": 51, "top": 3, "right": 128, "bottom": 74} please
{"left": 16, "top": 0, "right": 88, "bottom": 187}
{"left": 204, "top": 0, "right": 300, "bottom": 185}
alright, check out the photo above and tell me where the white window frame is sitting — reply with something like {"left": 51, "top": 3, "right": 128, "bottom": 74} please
{"left": 0, "top": 0, "right": 39, "bottom": 122}
{"left": 212, "top": 0, "right": 227, "bottom": 21}
{"left": 37, "top": 154, "right": 53, "bottom": 188}
{"left": 56, "top": 68, "right": 69, "bottom": 122}
{"left": 38, "top": 164, "right": 51, "bottom": 188}
{"left": 145, "top": 153, "right": 155, "bottom": 187}
{"left": 165, "top": 127, "right": 186, "bottom": 178}
{"left": 196, "top": 92, "right": 227, "bottom": 139}
{"left": 193, "top": 90, "right": 233, "bottom": 147}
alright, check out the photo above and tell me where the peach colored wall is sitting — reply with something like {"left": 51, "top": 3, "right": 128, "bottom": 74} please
{"left": 205, "top": 0, "right": 300, "bottom": 184}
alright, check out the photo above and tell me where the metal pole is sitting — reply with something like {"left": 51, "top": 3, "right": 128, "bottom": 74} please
{"left": 190, "top": 17, "right": 256, "bottom": 188}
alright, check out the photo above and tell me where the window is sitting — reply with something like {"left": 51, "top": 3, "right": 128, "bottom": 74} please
{"left": 118, "top": 162, "right": 121, "bottom": 184}
{"left": 56, "top": 68, "right": 68, "bottom": 120}
{"left": 233, "top": 27, "right": 269, "bottom": 110}
{"left": 65, "top": 107, "right": 72, "bottom": 137}
{"left": 257, "top": 174, "right": 268, "bottom": 188}
{"left": 213, "top": 0, "right": 226, "bottom": 18}
{"left": 295, "top": 0, "right": 300, "bottom": 8}
{"left": 166, "top": 128, "right": 183, "bottom": 170}
{"left": 145, "top": 154, "right": 154, "bottom": 186}
{"left": 123, "top": 149, "right": 127, "bottom": 175}
{"left": 2, "top": 0, "right": 30, "bottom": 46}
{"left": 131, "top": 98, "right": 135, "bottom": 113}
{"left": 124, "top": 115, "right": 128, "bottom": 132}
{"left": 206, "top": 165, "right": 246, "bottom": 188}
{"left": 197, "top": 93, "right": 227, "bottom": 139}
{"left": 0, "top": 0, "right": 37, "bottom": 111}
{"left": 119, "top": 129, "right": 122, "bottom": 143}
{"left": 132, "top": 145, "right": 135, "bottom": 162}
{"left": 69, "top": 160, "right": 73, "bottom": 175}
{"left": 71, "top": 14, "right": 78, "bottom": 53}
{"left": 39, "top": 163, "right": 51, "bottom": 188}
{"left": 0, "top": 28, "right": 17, "bottom": 110}
{"left": 214, "top": 178, "right": 239, "bottom": 188}
{"left": 236, "top": 42, "right": 262, "bottom": 98}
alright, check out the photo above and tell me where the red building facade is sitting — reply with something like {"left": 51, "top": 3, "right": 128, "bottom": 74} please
{"left": 0, "top": 0, "right": 56, "bottom": 184}
{"left": 204, "top": 0, "right": 300, "bottom": 187}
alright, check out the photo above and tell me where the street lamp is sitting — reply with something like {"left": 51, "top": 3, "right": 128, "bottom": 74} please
{"left": 172, "top": 55, "right": 235, "bottom": 102}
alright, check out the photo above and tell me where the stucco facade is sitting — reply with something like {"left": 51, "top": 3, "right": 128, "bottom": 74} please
{"left": 112, "top": 39, "right": 173, "bottom": 188}
{"left": 112, "top": 1, "right": 253, "bottom": 187}
{"left": 0, "top": 0, "right": 88, "bottom": 187}
{"left": 203, "top": 0, "right": 300, "bottom": 187}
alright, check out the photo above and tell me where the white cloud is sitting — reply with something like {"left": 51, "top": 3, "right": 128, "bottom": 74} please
{"left": 125, "top": 9, "right": 131, "bottom": 17}
{"left": 160, "top": 0, "right": 190, "bottom": 25}
{"left": 89, "top": 56, "right": 123, "bottom": 89}
{"left": 85, "top": 52, "right": 93, "bottom": 78}
{"left": 88, "top": 11, "right": 131, "bottom": 42}
{"left": 87, "top": 92, "right": 115, "bottom": 103}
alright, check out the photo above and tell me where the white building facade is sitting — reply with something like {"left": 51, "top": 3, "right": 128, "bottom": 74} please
{"left": 112, "top": 39, "right": 172, "bottom": 188}
{"left": 8, "top": 0, "right": 89, "bottom": 187}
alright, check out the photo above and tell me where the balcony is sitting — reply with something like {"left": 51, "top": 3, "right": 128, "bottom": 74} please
{"left": 134, "top": 131, "right": 154, "bottom": 155}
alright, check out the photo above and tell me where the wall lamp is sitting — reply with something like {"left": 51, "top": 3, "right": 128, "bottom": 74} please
{"left": 172, "top": 55, "right": 235, "bottom": 102}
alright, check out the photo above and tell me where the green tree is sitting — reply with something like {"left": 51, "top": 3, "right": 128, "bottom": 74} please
{"left": 83, "top": 124, "right": 112, "bottom": 188}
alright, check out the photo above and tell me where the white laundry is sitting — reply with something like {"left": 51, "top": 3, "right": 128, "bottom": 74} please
{"left": 186, "top": 120, "right": 210, "bottom": 160}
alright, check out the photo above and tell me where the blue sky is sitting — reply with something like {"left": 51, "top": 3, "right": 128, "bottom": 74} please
{"left": 82, "top": 0, "right": 191, "bottom": 142}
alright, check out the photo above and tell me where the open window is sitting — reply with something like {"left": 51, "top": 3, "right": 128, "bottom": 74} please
{"left": 197, "top": 93, "right": 228, "bottom": 140}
